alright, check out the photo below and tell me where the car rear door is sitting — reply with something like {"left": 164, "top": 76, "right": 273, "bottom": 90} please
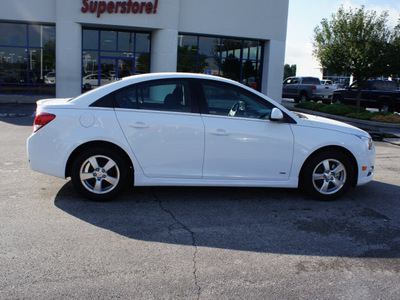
{"left": 114, "top": 79, "right": 204, "bottom": 179}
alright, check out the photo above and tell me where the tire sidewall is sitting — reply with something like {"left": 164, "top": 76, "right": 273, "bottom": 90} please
{"left": 71, "top": 147, "right": 130, "bottom": 201}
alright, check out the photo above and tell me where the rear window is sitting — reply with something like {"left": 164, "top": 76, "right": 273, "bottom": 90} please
{"left": 301, "top": 77, "right": 321, "bottom": 85}
{"left": 373, "top": 81, "right": 397, "bottom": 91}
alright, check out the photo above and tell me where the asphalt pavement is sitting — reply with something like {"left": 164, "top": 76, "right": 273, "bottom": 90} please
{"left": 1, "top": 114, "right": 400, "bottom": 299}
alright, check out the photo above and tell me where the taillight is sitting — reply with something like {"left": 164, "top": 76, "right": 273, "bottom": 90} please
{"left": 33, "top": 112, "right": 56, "bottom": 132}
{"left": 312, "top": 86, "right": 316, "bottom": 90}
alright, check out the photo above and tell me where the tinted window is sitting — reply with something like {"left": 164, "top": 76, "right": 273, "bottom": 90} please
{"left": 114, "top": 86, "right": 137, "bottom": 109}
{"left": 114, "top": 80, "right": 192, "bottom": 112}
{"left": 373, "top": 81, "right": 397, "bottom": 91}
{"left": 284, "top": 78, "right": 298, "bottom": 84}
{"left": 302, "top": 77, "right": 320, "bottom": 84}
{"left": 202, "top": 81, "right": 273, "bottom": 119}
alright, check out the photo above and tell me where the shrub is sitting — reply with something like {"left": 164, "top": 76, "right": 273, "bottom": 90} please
{"left": 294, "top": 102, "right": 400, "bottom": 123}
{"left": 371, "top": 114, "right": 400, "bottom": 123}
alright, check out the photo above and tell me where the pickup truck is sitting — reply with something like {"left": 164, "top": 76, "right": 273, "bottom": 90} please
{"left": 332, "top": 80, "right": 400, "bottom": 113}
{"left": 282, "top": 76, "right": 333, "bottom": 103}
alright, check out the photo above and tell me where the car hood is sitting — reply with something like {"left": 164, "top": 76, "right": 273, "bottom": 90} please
{"left": 294, "top": 113, "right": 369, "bottom": 137}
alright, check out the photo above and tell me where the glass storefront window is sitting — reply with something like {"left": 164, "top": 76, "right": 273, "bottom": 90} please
{"left": 177, "top": 34, "right": 264, "bottom": 91}
{"left": 118, "top": 32, "right": 134, "bottom": 52}
{"left": 199, "top": 36, "right": 219, "bottom": 57}
{"left": 82, "top": 29, "right": 151, "bottom": 91}
{"left": 100, "top": 31, "right": 117, "bottom": 51}
{"left": 136, "top": 33, "right": 150, "bottom": 53}
{"left": 28, "top": 25, "right": 55, "bottom": 48}
{"left": 83, "top": 30, "right": 99, "bottom": 50}
{"left": 0, "top": 22, "right": 55, "bottom": 96}
{"left": 0, "top": 23, "right": 27, "bottom": 47}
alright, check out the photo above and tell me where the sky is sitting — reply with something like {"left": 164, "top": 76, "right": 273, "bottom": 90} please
{"left": 285, "top": 0, "right": 400, "bottom": 77}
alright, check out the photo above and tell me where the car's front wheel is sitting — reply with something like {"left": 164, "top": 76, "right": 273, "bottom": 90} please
{"left": 332, "top": 95, "right": 342, "bottom": 104}
{"left": 71, "top": 147, "right": 130, "bottom": 201}
{"left": 300, "top": 150, "right": 354, "bottom": 201}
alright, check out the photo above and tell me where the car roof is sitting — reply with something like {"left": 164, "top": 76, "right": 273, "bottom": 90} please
{"left": 72, "top": 73, "right": 249, "bottom": 105}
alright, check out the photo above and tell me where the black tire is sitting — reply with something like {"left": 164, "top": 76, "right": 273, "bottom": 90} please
{"left": 71, "top": 147, "right": 131, "bottom": 201}
{"left": 299, "top": 92, "right": 308, "bottom": 103}
{"left": 300, "top": 150, "right": 354, "bottom": 201}
{"left": 332, "top": 95, "right": 342, "bottom": 104}
{"left": 379, "top": 102, "right": 393, "bottom": 113}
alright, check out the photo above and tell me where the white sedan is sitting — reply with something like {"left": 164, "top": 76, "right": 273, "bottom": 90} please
{"left": 27, "top": 73, "right": 375, "bottom": 201}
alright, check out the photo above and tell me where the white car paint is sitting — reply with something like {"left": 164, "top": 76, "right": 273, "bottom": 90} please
{"left": 27, "top": 73, "right": 375, "bottom": 200}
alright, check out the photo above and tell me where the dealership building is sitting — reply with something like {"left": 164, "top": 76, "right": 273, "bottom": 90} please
{"left": 0, "top": 0, "right": 289, "bottom": 103}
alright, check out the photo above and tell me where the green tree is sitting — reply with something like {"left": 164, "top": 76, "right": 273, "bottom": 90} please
{"left": 313, "top": 6, "right": 397, "bottom": 112}
{"left": 283, "top": 64, "right": 296, "bottom": 80}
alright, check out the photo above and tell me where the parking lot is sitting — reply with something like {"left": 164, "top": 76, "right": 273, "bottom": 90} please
{"left": 1, "top": 114, "right": 400, "bottom": 299}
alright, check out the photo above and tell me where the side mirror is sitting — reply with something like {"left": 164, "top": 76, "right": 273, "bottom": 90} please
{"left": 270, "top": 107, "right": 284, "bottom": 121}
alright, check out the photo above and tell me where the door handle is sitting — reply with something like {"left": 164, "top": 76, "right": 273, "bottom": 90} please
{"left": 130, "top": 122, "right": 149, "bottom": 129}
{"left": 210, "top": 129, "right": 230, "bottom": 136}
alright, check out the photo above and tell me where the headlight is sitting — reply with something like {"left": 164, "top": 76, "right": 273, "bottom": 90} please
{"left": 356, "top": 135, "right": 373, "bottom": 150}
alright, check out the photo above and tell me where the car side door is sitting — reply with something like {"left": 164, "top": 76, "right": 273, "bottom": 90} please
{"left": 282, "top": 77, "right": 299, "bottom": 98}
{"left": 199, "top": 80, "right": 295, "bottom": 181}
{"left": 113, "top": 79, "right": 204, "bottom": 179}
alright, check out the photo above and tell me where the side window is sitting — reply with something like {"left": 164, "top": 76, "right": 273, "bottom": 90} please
{"left": 350, "top": 82, "right": 358, "bottom": 89}
{"left": 114, "top": 80, "right": 192, "bottom": 112}
{"left": 137, "top": 81, "right": 191, "bottom": 112}
{"left": 202, "top": 82, "right": 273, "bottom": 119}
{"left": 114, "top": 85, "right": 137, "bottom": 108}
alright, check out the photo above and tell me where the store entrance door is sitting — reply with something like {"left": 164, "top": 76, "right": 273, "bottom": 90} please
{"left": 101, "top": 57, "right": 135, "bottom": 80}
{"left": 83, "top": 57, "right": 135, "bottom": 90}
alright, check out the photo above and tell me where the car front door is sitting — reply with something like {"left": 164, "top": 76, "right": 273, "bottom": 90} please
{"left": 114, "top": 79, "right": 204, "bottom": 179}
{"left": 199, "top": 81, "right": 294, "bottom": 181}
{"left": 282, "top": 77, "right": 298, "bottom": 98}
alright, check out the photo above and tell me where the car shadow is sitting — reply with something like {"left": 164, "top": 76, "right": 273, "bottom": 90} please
{"left": 0, "top": 103, "right": 36, "bottom": 126}
{"left": 0, "top": 116, "right": 34, "bottom": 126}
{"left": 54, "top": 180, "right": 400, "bottom": 259}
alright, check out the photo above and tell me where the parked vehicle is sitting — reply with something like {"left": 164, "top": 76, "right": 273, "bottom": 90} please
{"left": 27, "top": 73, "right": 375, "bottom": 202}
{"left": 44, "top": 72, "right": 56, "bottom": 84}
{"left": 82, "top": 73, "right": 112, "bottom": 90}
{"left": 282, "top": 76, "right": 332, "bottom": 103}
{"left": 321, "top": 80, "right": 333, "bottom": 85}
{"left": 332, "top": 80, "right": 400, "bottom": 112}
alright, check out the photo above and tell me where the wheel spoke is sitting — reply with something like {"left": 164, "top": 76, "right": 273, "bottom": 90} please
{"left": 88, "top": 157, "right": 100, "bottom": 170}
{"left": 319, "top": 181, "right": 330, "bottom": 193}
{"left": 332, "top": 163, "right": 344, "bottom": 175}
{"left": 81, "top": 172, "right": 94, "bottom": 180}
{"left": 331, "top": 178, "right": 344, "bottom": 189}
{"left": 313, "top": 173, "right": 324, "bottom": 181}
{"left": 93, "top": 180, "right": 103, "bottom": 192}
{"left": 104, "top": 176, "right": 118, "bottom": 187}
{"left": 103, "top": 160, "right": 116, "bottom": 172}
{"left": 322, "top": 160, "right": 331, "bottom": 172}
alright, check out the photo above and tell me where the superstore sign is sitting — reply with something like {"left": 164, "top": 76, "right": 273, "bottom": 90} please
{"left": 81, "top": 0, "right": 159, "bottom": 17}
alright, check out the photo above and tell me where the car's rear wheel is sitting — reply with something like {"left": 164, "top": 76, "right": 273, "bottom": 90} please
{"left": 379, "top": 102, "right": 393, "bottom": 113}
{"left": 299, "top": 92, "right": 308, "bottom": 103}
{"left": 300, "top": 150, "right": 354, "bottom": 201}
{"left": 71, "top": 147, "right": 130, "bottom": 201}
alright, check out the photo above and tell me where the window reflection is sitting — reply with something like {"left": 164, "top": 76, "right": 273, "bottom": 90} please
{"left": 82, "top": 29, "right": 151, "bottom": 91}
{"left": 0, "top": 22, "right": 55, "bottom": 95}
{"left": 177, "top": 35, "right": 263, "bottom": 91}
